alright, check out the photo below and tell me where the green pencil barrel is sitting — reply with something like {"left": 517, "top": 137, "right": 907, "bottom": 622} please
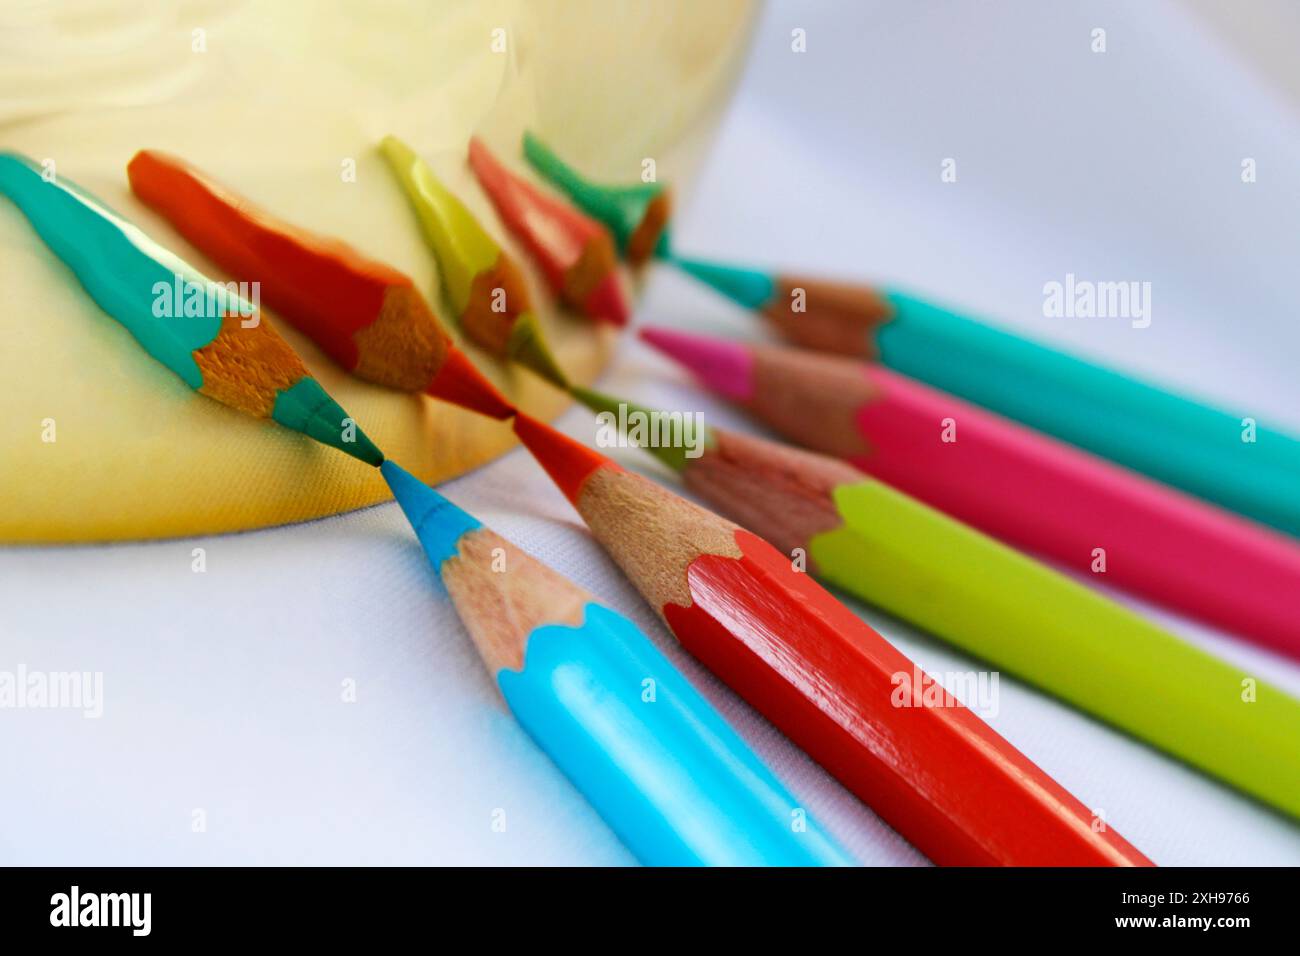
{"left": 809, "top": 479, "right": 1300, "bottom": 818}
{"left": 876, "top": 292, "right": 1300, "bottom": 535}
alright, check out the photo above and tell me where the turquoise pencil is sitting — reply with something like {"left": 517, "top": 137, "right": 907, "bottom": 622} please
{"left": 381, "top": 460, "right": 852, "bottom": 867}
{"left": 670, "top": 256, "right": 1300, "bottom": 536}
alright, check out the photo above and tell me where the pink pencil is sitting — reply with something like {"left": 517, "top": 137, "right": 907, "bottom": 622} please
{"left": 640, "top": 326, "right": 1300, "bottom": 661}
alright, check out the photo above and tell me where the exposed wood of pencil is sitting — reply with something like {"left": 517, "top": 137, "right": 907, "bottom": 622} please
{"left": 763, "top": 274, "right": 895, "bottom": 357}
{"left": 442, "top": 526, "right": 590, "bottom": 675}
{"left": 193, "top": 312, "right": 312, "bottom": 417}
{"left": 462, "top": 256, "right": 533, "bottom": 355}
{"left": 749, "top": 344, "right": 876, "bottom": 458}
{"left": 681, "top": 426, "right": 858, "bottom": 566}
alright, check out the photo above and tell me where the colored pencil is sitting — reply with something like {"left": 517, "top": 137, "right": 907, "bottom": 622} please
{"left": 641, "top": 326, "right": 1300, "bottom": 663}
{"left": 467, "top": 137, "right": 628, "bottom": 326}
{"left": 379, "top": 135, "right": 569, "bottom": 389}
{"left": 0, "top": 151, "right": 381, "bottom": 465}
{"left": 381, "top": 460, "right": 851, "bottom": 866}
{"left": 521, "top": 131, "right": 671, "bottom": 265}
{"left": 669, "top": 257, "right": 1300, "bottom": 535}
{"left": 510, "top": 411, "right": 1151, "bottom": 866}
{"left": 571, "top": 385, "right": 1300, "bottom": 819}
{"left": 126, "top": 149, "right": 514, "bottom": 420}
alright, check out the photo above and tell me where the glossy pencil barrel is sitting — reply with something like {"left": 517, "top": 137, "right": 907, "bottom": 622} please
{"left": 382, "top": 460, "right": 850, "bottom": 866}
{"left": 856, "top": 365, "right": 1300, "bottom": 660}
{"left": 500, "top": 602, "right": 852, "bottom": 866}
{"left": 875, "top": 292, "right": 1300, "bottom": 535}
{"left": 809, "top": 479, "right": 1300, "bottom": 818}
{"left": 511, "top": 416, "right": 1152, "bottom": 866}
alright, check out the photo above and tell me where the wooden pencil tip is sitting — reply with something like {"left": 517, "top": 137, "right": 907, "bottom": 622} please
{"left": 512, "top": 412, "right": 614, "bottom": 507}
{"left": 425, "top": 347, "right": 516, "bottom": 420}
{"left": 638, "top": 326, "right": 755, "bottom": 402}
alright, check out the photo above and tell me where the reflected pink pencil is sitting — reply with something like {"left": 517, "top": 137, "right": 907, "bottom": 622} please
{"left": 641, "top": 326, "right": 1300, "bottom": 661}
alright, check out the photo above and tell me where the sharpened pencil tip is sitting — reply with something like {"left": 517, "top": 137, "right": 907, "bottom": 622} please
{"left": 638, "top": 326, "right": 755, "bottom": 402}
{"left": 670, "top": 256, "right": 776, "bottom": 311}
{"left": 426, "top": 347, "right": 516, "bottom": 420}
{"left": 513, "top": 412, "right": 613, "bottom": 507}
{"left": 271, "top": 377, "right": 384, "bottom": 465}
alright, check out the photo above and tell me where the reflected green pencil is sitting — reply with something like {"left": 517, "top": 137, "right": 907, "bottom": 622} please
{"left": 0, "top": 151, "right": 381, "bottom": 465}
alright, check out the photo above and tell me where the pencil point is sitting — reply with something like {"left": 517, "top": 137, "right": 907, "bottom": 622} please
{"left": 569, "top": 385, "right": 700, "bottom": 473}
{"left": 513, "top": 412, "right": 613, "bottom": 506}
{"left": 671, "top": 255, "right": 776, "bottom": 311}
{"left": 638, "top": 326, "right": 755, "bottom": 402}
{"left": 381, "top": 459, "right": 481, "bottom": 578}
{"left": 507, "top": 312, "right": 570, "bottom": 389}
{"left": 272, "top": 377, "right": 384, "bottom": 465}
{"left": 425, "top": 347, "right": 516, "bottom": 419}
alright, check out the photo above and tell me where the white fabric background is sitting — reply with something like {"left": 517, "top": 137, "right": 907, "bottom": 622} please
{"left": 3, "top": 0, "right": 1300, "bottom": 865}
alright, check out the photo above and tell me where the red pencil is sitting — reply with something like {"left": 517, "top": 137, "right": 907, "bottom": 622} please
{"left": 641, "top": 326, "right": 1300, "bottom": 661}
{"left": 510, "top": 411, "right": 1151, "bottom": 866}
{"left": 468, "top": 137, "right": 628, "bottom": 326}
{"left": 127, "top": 149, "right": 514, "bottom": 419}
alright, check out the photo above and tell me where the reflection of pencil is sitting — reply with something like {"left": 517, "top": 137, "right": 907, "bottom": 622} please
{"left": 572, "top": 384, "right": 1300, "bottom": 821}
{"left": 670, "top": 257, "right": 1300, "bottom": 535}
{"left": 511, "top": 411, "right": 1151, "bottom": 866}
{"left": 379, "top": 136, "right": 568, "bottom": 389}
{"left": 0, "top": 151, "right": 381, "bottom": 464}
{"left": 642, "top": 326, "right": 1300, "bottom": 664}
{"left": 522, "top": 131, "right": 671, "bottom": 265}
{"left": 127, "top": 149, "right": 513, "bottom": 420}
{"left": 468, "top": 137, "right": 628, "bottom": 326}
{"left": 381, "top": 460, "right": 850, "bottom": 866}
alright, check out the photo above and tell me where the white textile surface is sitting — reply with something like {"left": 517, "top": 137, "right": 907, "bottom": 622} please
{"left": 3, "top": 0, "right": 1299, "bottom": 865}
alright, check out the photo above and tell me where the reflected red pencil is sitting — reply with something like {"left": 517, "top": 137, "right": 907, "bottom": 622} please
{"left": 128, "top": 149, "right": 514, "bottom": 419}
{"left": 468, "top": 137, "right": 628, "bottom": 326}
